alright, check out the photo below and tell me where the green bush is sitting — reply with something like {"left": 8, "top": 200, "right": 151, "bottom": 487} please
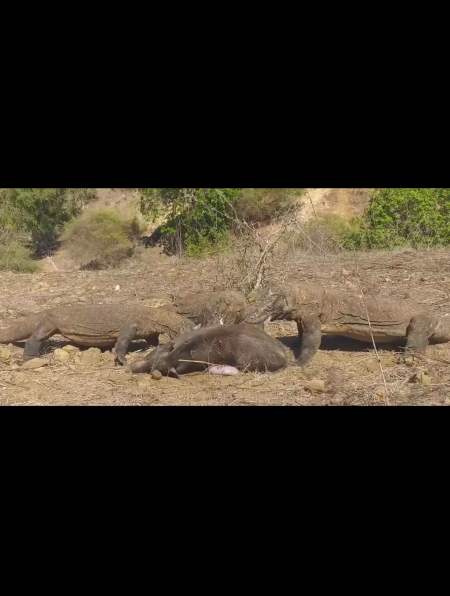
{"left": 0, "top": 188, "right": 96, "bottom": 255}
{"left": 140, "top": 188, "right": 240, "bottom": 256}
{"left": 61, "top": 209, "right": 140, "bottom": 269}
{"left": 0, "top": 235, "right": 38, "bottom": 273}
{"left": 139, "top": 188, "right": 302, "bottom": 255}
{"left": 345, "top": 188, "right": 450, "bottom": 249}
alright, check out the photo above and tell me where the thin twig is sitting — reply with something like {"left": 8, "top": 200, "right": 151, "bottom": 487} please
{"left": 305, "top": 189, "right": 318, "bottom": 219}
{"left": 177, "top": 358, "right": 229, "bottom": 367}
{"left": 353, "top": 276, "right": 390, "bottom": 405}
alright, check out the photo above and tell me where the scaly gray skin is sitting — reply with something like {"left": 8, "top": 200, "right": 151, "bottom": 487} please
{"left": 172, "top": 290, "right": 255, "bottom": 326}
{"left": 0, "top": 304, "right": 193, "bottom": 364}
{"left": 130, "top": 323, "right": 289, "bottom": 377}
{"left": 249, "top": 284, "right": 450, "bottom": 366}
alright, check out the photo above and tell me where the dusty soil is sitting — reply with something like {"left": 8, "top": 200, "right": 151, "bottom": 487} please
{"left": 299, "top": 188, "right": 371, "bottom": 221}
{"left": 1, "top": 244, "right": 450, "bottom": 406}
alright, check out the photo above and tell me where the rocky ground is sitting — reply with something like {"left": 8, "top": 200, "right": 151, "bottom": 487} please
{"left": 1, "top": 244, "right": 450, "bottom": 406}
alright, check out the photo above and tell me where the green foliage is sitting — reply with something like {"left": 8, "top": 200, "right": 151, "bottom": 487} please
{"left": 0, "top": 188, "right": 96, "bottom": 255}
{"left": 343, "top": 188, "right": 450, "bottom": 249}
{"left": 0, "top": 232, "right": 37, "bottom": 273}
{"left": 61, "top": 208, "right": 140, "bottom": 269}
{"left": 140, "top": 188, "right": 302, "bottom": 255}
{"left": 140, "top": 188, "right": 240, "bottom": 256}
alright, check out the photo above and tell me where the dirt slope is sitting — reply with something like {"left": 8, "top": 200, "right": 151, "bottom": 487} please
{"left": 300, "top": 188, "right": 371, "bottom": 220}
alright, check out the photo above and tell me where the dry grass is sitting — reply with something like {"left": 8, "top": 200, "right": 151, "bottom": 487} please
{"left": 1, "top": 242, "right": 450, "bottom": 405}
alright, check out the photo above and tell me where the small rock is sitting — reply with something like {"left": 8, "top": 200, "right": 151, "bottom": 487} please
{"left": 22, "top": 358, "right": 48, "bottom": 370}
{"left": 62, "top": 344, "right": 79, "bottom": 353}
{"left": 151, "top": 370, "right": 163, "bottom": 380}
{"left": 0, "top": 347, "right": 11, "bottom": 363}
{"left": 77, "top": 347, "right": 103, "bottom": 365}
{"left": 303, "top": 379, "right": 326, "bottom": 392}
{"left": 342, "top": 268, "right": 351, "bottom": 276}
{"left": 53, "top": 348, "right": 71, "bottom": 362}
{"left": 115, "top": 285, "right": 121, "bottom": 292}
{"left": 365, "top": 359, "right": 380, "bottom": 373}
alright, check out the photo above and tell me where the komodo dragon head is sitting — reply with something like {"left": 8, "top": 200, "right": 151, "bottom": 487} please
{"left": 247, "top": 285, "right": 324, "bottom": 323}
{"left": 246, "top": 289, "right": 296, "bottom": 324}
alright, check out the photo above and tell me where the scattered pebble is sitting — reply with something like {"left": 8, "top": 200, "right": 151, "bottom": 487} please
{"left": 53, "top": 348, "right": 71, "bottom": 362}
{"left": 365, "top": 359, "right": 380, "bottom": 373}
{"left": 77, "top": 347, "right": 103, "bottom": 365}
{"left": 22, "top": 358, "right": 48, "bottom": 370}
{"left": 62, "top": 345, "right": 79, "bottom": 353}
{"left": 151, "top": 370, "right": 163, "bottom": 380}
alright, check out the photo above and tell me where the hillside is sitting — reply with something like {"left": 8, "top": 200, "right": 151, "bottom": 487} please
{"left": 39, "top": 188, "right": 371, "bottom": 272}
{"left": 89, "top": 188, "right": 371, "bottom": 221}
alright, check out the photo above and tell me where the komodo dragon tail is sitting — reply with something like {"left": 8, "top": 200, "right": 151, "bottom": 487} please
{"left": 0, "top": 313, "right": 43, "bottom": 344}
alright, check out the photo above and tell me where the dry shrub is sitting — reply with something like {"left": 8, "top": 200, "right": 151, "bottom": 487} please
{"left": 62, "top": 208, "right": 142, "bottom": 270}
{"left": 285, "top": 215, "right": 360, "bottom": 254}
{"left": 233, "top": 188, "right": 302, "bottom": 226}
{"left": 216, "top": 204, "right": 302, "bottom": 296}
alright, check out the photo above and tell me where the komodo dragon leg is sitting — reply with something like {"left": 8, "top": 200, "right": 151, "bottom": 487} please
{"left": 23, "top": 318, "right": 58, "bottom": 361}
{"left": 404, "top": 314, "right": 436, "bottom": 357}
{"left": 295, "top": 316, "right": 322, "bottom": 366}
{"left": 114, "top": 323, "right": 138, "bottom": 365}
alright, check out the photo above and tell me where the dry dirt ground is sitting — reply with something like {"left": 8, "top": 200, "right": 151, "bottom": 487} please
{"left": 1, "top": 244, "right": 450, "bottom": 406}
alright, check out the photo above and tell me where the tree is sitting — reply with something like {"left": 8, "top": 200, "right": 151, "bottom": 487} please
{"left": 140, "top": 188, "right": 240, "bottom": 255}
{"left": 362, "top": 188, "right": 450, "bottom": 248}
{"left": 0, "top": 188, "right": 95, "bottom": 255}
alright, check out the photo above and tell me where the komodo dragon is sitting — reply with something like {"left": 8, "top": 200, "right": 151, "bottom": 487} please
{"left": 130, "top": 323, "right": 288, "bottom": 377}
{"left": 250, "top": 283, "right": 450, "bottom": 366}
{"left": 172, "top": 290, "right": 250, "bottom": 326}
{"left": 0, "top": 304, "right": 193, "bottom": 364}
